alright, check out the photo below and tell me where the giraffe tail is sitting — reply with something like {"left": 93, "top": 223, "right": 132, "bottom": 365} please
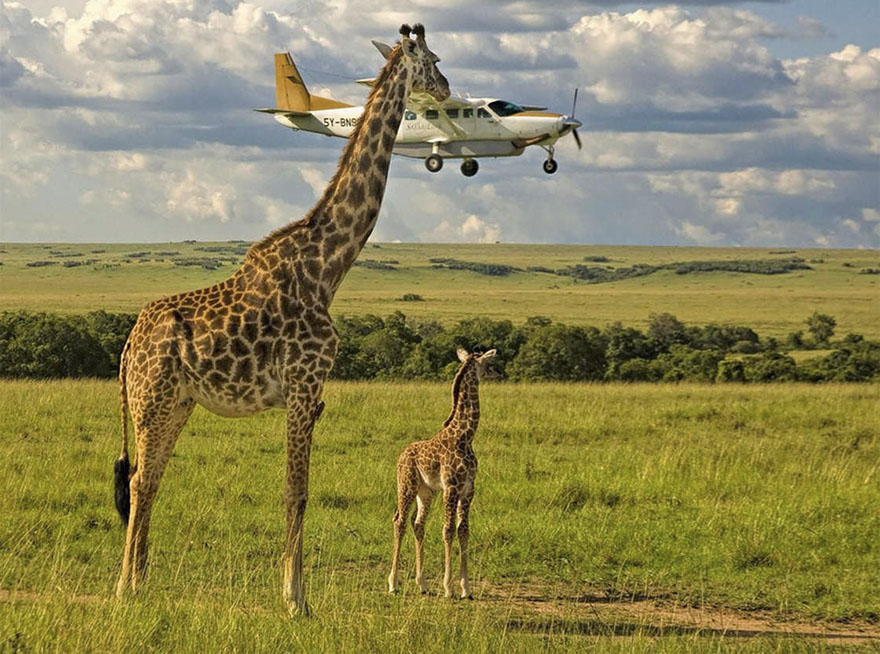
{"left": 114, "top": 341, "right": 132, "bottom": 526}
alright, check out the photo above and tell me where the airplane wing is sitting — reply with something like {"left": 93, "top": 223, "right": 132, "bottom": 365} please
{"left": 352, "top": 82, "right": 469, "bottom": 136}
{"left": 408, "top": 92, "right": 471, "bottom": 111}
{"left": 255, "top": 108, "right": 311, "bottom": 117}
{"left": 407, "top": 91, "right": 469, "bottom": 137}
{"left": 520, "top": 104, "right": 548, "bottom": 111}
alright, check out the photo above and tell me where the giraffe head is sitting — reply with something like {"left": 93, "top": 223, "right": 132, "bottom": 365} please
{"left": 457, "top": 348, "right": 497, "bottom": 379}
{"left": 395, "top": 23, "right": 449, "bottom": 102}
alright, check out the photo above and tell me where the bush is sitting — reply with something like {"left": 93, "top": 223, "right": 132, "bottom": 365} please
{"left": 741, "top": 352, "right": 799, "bottom": 382}
{"left": 806, "top": 312, "right": 836, "bottom": 346}
{"left": 429, "top": 258, "right": 519, "bottom": 277}
{"left": 799, "top": 341, "right": 880, "bottom": 382}
{"left": 1, "top": 309, "right": 876, "bottom": 384}
{"left": 0, "top": 312, "right": 113, "bottom": 378}
{"left": 508, "top": 323, "right": 606, "bottom": 381}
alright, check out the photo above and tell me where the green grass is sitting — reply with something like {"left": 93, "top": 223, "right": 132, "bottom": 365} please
{"left": 1, "top": 242, "right": 878, "bottom": 339}
{"left": 1, "top": 380, "right": 878, "bottom": 651}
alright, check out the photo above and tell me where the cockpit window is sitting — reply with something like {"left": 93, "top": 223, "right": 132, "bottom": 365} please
{"left": 488, "top": 100, "right": 525, "bottom": 117}
{"left": 404, "top": 110, "right": 416, "bottom": 120}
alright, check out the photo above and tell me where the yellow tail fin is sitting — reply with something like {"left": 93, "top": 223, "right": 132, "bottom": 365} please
{"left": 274, "top": 53, "right": 352, "bottom": 111}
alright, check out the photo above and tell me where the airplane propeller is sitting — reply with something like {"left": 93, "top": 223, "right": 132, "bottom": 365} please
{"left": 565, "top": 87, "right": 582, "bottom": 150}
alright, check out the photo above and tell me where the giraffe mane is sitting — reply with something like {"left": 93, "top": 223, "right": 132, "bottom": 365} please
{"left": 443, "top": 356, "right": 473, "bottom": 427}
{"left": 246, "top": 43, "right": 405, "bottom": 258}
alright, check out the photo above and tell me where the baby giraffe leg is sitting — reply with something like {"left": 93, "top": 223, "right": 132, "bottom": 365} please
{"left": 457, "top": 487, "right": 475, "bottom": 599}
{"left": 388, "top": 464, "right": 417, "bottom": 593}
{"left": 412, "top": 485, "right": 434, "bottom": 593}
{"left": 441, "top": 486, "right": 459, "bottom": 599}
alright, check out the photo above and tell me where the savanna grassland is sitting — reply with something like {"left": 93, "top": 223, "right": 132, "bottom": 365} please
{"left": 1, "top": 242, "right": 879, "bottom": 651}
{"left": 1, "top": 242, "right": 878, "bottom": 339}
{"left": 1, "top": 380, "right": 878, "bottom": 652}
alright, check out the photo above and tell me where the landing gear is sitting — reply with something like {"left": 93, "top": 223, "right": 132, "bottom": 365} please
{"left": 461, "top": 158, "right": 479, "bottom": 177}
{"left": 542, "top": 145, "right": 558, "bottom": 174}
{"left": 425, "top": 153, "right": 443, "bottom": 173}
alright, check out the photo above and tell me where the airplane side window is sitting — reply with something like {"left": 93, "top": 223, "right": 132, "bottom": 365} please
{"left": 404, "top": 111, "right": 416, "bottom": 120}
{"left": 446, "top": 109, "right": 459, "bottom": 118}
{"left": 462, "top": 109, "right": 473, "bottom": 118}
{"left": 477, "top": 108, "right": 490, "bottom": 119}
{"left": 425, "top": 109, "right": 439, "bottom": 120}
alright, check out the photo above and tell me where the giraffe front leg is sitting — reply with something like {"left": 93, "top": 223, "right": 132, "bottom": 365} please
{"left": 282, "top": 392, "right": 319, "bottom": 616}
{"left": 413, "top": 485, "right": 434, "bottom": 594}
{"left": 441, "top": 486, "right": 459, "bottom": 599}
{"left": 457, "top": 487, "right": 474, "bottom": 600}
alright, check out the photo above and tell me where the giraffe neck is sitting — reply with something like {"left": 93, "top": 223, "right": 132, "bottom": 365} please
{"left": 245, "top": 48, "right": 411, "bottom": 306}
{"left": 445, "top": 363, "right": 480, "bottom": 441}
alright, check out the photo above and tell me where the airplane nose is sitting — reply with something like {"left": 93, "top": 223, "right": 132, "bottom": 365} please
{"left": 564, "top": 116, "right": 582, "bottom": 129}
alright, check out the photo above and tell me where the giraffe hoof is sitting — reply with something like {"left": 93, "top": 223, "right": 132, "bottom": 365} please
{"left": 287, "top": 601, "right": 312, "bottom": 618}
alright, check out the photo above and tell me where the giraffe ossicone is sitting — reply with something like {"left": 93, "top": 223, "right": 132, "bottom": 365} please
{"left": 112, "top": 24, "right": 448, "bottom": 616}
{"left": 388, "top": 348, "right": 496, "bottom": 599}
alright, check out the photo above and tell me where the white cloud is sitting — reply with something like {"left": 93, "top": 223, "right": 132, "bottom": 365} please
{"left": 423, "top": 214, "right": 502, "bottom": 243}
{"left": 164, "top": 169, "right": 238, "bottom": 224}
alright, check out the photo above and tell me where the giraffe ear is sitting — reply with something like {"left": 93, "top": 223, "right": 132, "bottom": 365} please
{"left": 372, "top": 40, "right": 393, "bottom": 60}
{"left": 478, "top": 349, "right": 497, "bottom": 362}
{"left": 457, "top": 348, "right": 469, "bottom": 362}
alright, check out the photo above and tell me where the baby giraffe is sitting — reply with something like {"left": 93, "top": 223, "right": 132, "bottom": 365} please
{"left": 388, "top": 348, "right": 496, "bottom": 599}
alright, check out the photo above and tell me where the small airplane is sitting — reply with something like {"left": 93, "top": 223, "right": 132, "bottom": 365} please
{"left": 257, "top": 44, "right": 582, "bottom": 177}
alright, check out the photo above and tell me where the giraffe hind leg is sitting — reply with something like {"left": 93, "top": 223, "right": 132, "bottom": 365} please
{"left": 116, "top": 398, "right": 193, "bottom": 598}
{"left": 388, "top": 460, "right": 418, "bottom": 593}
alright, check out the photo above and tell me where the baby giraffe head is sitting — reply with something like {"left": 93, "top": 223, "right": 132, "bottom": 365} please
{"left": 457, "top": 348, "right": 497, "bottom": 379}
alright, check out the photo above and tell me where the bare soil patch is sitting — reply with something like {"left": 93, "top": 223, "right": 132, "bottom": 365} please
{"left": 477, "top": 580, "right": 880, "bottom": 644}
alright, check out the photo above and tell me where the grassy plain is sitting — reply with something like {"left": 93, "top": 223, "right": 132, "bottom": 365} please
{"left": 1, "top": 380, "right": 878, "bottom": 651}
{"left": 1, "top": 242, "right": 878, "bottom": 339}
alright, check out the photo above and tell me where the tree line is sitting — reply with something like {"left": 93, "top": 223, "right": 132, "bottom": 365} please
{"left": 0, "top": 310, "right": 877, "bottom": 383}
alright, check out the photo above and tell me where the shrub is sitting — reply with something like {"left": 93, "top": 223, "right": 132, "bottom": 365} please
{"left": 429, "top": 258, "right": 519, "bottom": 277}
{"left": 741, "top": 352, "right": 799, "bottom": 382}
{"left": 806, "top": 312, "right": 836, "bottom": 346}
{"left": 0, "top": 312, "right": 112, "bottom": 378}
{"left": 508, "top": 323, "right": 606, "bottom": 381}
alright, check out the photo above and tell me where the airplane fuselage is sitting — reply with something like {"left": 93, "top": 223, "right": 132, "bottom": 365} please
{"left": 274, "top": 99, "right": 569, "bottom": 159}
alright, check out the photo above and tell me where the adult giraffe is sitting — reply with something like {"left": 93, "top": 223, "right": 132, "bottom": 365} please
{"left": 113, "top": 24, "right": 449, "bottom": 615}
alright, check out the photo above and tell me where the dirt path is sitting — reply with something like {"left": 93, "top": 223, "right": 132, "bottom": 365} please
{"left": 3, "top": 583, "right": 878, "bottom": 645}
{"left": 478, "top": 580, "right": 880, "bottom": 644}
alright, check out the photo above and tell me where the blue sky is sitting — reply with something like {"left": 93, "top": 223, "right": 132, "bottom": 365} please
{"left": 1, "top": 1, "right": 878, "bottom": 247}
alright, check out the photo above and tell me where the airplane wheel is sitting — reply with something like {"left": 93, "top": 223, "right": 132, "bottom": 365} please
{"left": 461, "top": 159, "right": 479, "bottom": 177}
{"left": 543, "top": 159, "right": 558, "bottom": 174}
{"left": 425, "top": 154, "right": 443, "bottom": 173}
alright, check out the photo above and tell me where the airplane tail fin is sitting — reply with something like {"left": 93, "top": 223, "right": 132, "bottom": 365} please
{"left": 273, "top": 53, "right": 353, "bottom": 112}
{"left": 275, "top": 53, "right": 311, "bottom": 111}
